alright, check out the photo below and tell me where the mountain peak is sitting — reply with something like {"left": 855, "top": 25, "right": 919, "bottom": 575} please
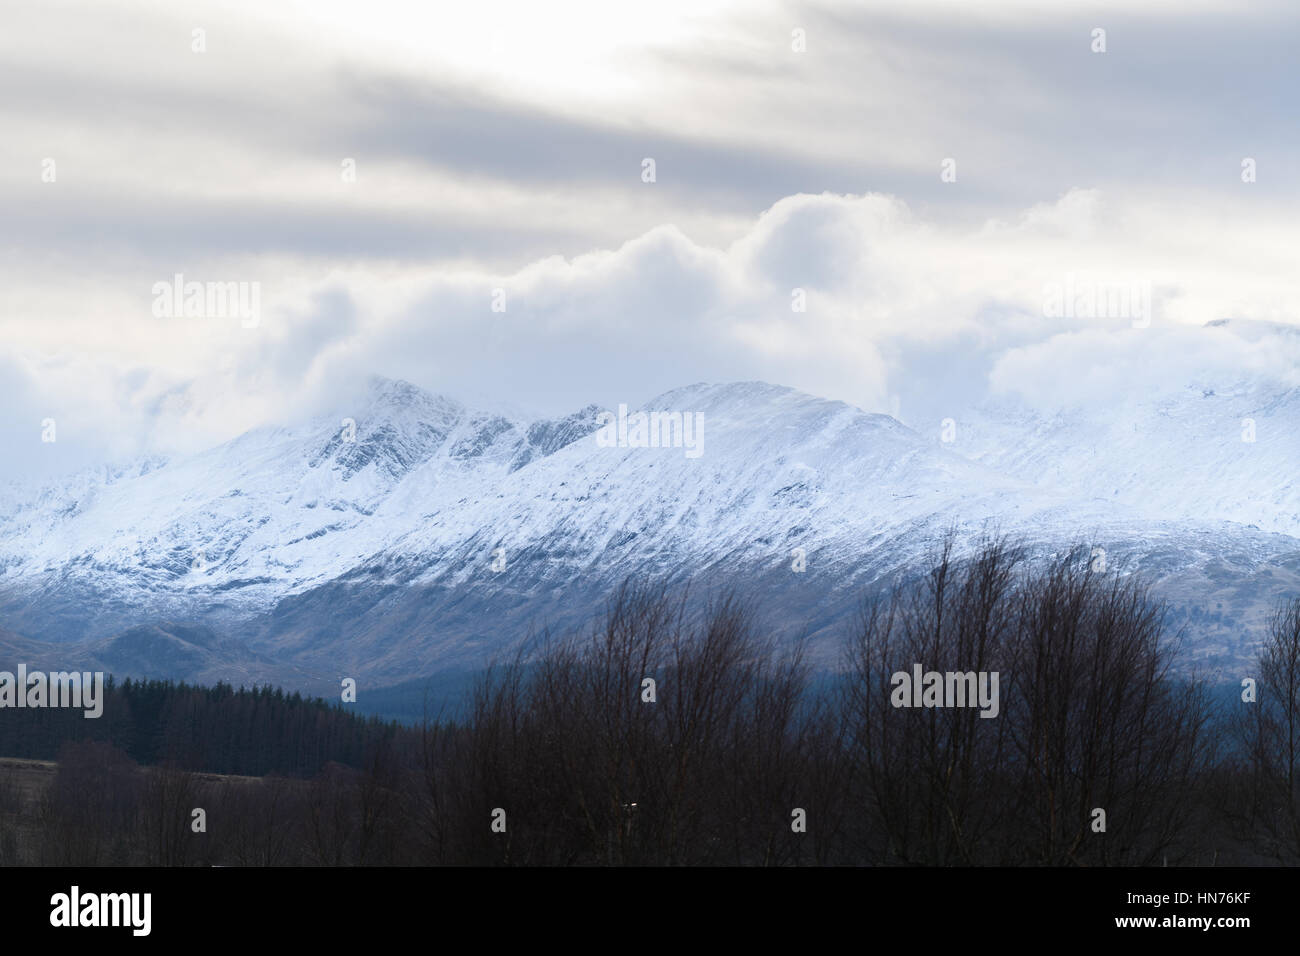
{"left": 361, "top": 375, "right": 460, "bottom": 415}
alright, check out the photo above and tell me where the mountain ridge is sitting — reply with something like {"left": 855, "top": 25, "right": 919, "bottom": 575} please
{"left": 0, "top": 373, "right": 1295, "bottom": 689}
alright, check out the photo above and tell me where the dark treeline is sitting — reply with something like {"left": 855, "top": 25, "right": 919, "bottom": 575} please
{"left": 3, "top": 534, "right": 1299, "bottom": 866}
{"left": 0, "top": 678, "right": 401, "bottom": 777}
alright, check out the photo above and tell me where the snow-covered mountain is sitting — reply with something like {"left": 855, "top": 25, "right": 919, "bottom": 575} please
{"left": 0, "top": 371, "right": 1295, "bottom": 692}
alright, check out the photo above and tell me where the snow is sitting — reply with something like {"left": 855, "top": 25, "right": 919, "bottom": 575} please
{"left": 0, "top": 366, "right": 1295, "bottom": 676}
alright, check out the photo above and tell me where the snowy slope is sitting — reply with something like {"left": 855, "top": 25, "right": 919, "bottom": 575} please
{"left": 0, "top": 368, "right": 1295, "bottom": 688}
{"left": 0, "top": 377, "right": 600, "bottom": 619}
{"left": 960, "top": 387, "right": 1300, "bottom": 538}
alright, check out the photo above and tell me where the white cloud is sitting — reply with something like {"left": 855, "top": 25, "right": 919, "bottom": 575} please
{"left": 4, "top": 0, "right": 1299, "bottom": 481}
{"left": 4, "top": 185, "right": 1298, "bottom": 484}
{"left": 989, "top": 322, "right": 1300, "bottom": 410}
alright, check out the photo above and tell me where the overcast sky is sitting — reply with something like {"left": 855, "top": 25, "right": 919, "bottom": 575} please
{"left": 2, "top": 0, "right": 1298, "bottom": 479}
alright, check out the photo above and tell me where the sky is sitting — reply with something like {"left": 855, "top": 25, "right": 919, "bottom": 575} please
{"left": 2, "top": 0, "right": 1299, "bottom": 479}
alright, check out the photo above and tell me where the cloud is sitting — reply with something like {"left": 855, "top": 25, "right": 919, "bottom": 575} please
{"left": 4, "top": 183, "right": 1298, "bottom": 485}
{"left": 6, "top": 0, "right": 1297, "bottom": 279}
{"left": 989, "top": 322, "right": 1300, "bottom": 410}
{"left": 278, "top": 188, "right": 1300, "bottom": 424}
{"left": 3, "top": 0, "right": 1299, "bottom": 481}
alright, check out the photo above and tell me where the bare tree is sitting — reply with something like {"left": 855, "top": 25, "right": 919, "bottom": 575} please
{"left": 1002, "top": 548, "right": 1213, "bottom": 865}
{"left": 1238, "top": 597, "right": 1300, "bottom": 861}
{"left": 844, "top": 534, "right": 1020, "bottom": 865}
{"left": 141, "top": 762, "right": 202, "bottom": 865}
{"left": 843, "top": 535, "right": 1212, "bottom": 866}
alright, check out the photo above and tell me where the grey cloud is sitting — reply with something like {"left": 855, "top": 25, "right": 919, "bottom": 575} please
{"left": 343, "top": 75, "right": 931, "bottom": 207}
{"left": 0, "top": 193, "right": 596, "bottom": 266}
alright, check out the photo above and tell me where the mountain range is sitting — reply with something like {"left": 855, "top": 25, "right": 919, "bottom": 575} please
{"left": 1, "top": 334, "right": 1297, "bottom": 697}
